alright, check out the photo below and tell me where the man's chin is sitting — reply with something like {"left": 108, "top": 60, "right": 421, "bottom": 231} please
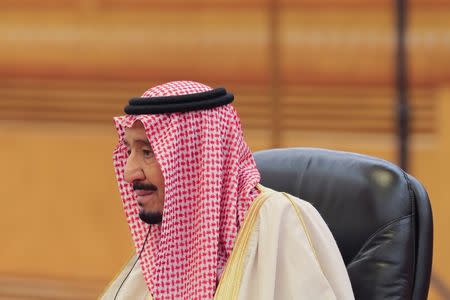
{"left": 139, "top": 209, "right": 163, "bottom": 225}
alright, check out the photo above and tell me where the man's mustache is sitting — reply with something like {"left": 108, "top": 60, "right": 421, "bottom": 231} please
{"left": 133, "top": 182, "right": 157, "bottom": 191}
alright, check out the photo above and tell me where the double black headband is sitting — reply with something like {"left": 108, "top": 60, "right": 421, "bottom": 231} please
{"left": 124, "top": 88, "right": 234, "bottom": 115}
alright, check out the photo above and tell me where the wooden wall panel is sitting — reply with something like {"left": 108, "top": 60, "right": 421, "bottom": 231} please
{"left": 281, "top": 8, "right": 450, "bottom": 86}
{"left": 434, "top": 87, "right": 450, "bottom": 292}
{"left": 0, "top": 0, "right": 267, "bottom": 10}
{"left": 0, "top": 79, "right": 272, "bottom": 130}
{"left": 409, "top": 9, "right": 450, "bottom": 87}
{"left": 280, "top": 0, "right": 450, "bottom": 6}
{"left": 0, "top": 275, "right": 104, "bottom": 300}
{"left": 280, "top": 8, "right": 394, "bottom": 86}
{"left": 0, "top": 122, "right": 132, "bottom": 279}
{"left": 1, "top": 6, "right": 450, "bottom": 86}
{"left": 1, "top": 0, "right": 449, "bottom": 10}
{"left": 279, "top": 87, "right": 434, "bottom": 133}
{"left": 0, "top": 10, "right": 269, "bottom": 84}
{"left": 280, "top": 0, "right": 389, "bottom": 6}
{"left": 0, "top": 79, "right": 435, "bottom": 136}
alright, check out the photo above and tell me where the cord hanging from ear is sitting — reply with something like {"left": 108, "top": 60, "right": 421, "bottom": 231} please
{"left": 114, "top": 226, "right": 151, "bottom": 300}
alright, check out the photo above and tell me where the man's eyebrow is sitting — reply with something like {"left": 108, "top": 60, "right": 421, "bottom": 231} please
{"left": 123, "top": 138, "right": 151, "bottom": 147}
{"left": 136, "top": 139, "right": 151, "bottom": 147}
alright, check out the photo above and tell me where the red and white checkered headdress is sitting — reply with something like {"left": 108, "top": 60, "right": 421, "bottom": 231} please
{"left": 113, "top": 81, "right": 260, "bottom": 299}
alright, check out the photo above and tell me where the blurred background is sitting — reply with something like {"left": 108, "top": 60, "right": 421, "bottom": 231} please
{"left": 0, "top": 0, "right": 449, "bottom": 299}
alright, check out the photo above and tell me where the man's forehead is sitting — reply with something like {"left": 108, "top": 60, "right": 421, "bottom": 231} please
{"left": 124, "top": 122, "right": 150, "bottom": 145}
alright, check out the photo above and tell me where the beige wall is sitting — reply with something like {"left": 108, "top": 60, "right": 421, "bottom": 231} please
{"left": 0, "top": 0, "right": 449, "bottom": 298}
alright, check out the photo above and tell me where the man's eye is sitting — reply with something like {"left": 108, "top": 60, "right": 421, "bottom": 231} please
{"left": 143, "top": 149, "right": 154, "bottom": 157}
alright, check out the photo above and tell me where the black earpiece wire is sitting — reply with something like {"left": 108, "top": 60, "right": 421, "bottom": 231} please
{"left": 114, "top": 226, "right": 151, "bottom": 300}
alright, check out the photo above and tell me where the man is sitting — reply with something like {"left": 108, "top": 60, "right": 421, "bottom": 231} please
{"left": 100, "top": 81, "right": 354, "bottom": 299}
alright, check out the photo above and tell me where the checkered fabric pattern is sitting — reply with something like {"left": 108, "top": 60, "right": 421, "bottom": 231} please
{"left": 113, "top": 81, "right": 261, "bottom": 299}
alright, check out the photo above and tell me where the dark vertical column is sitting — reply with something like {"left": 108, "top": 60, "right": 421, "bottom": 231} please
{"left": 395, "top": 0, "right": 409, "bottom": 170}
{"left": 269, "top": 0, "right": 281, "bottom": 148}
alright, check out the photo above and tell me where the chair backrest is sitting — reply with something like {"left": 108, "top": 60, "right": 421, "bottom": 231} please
{"left": 253, "top": 148, "right": 433, "bottom": 300}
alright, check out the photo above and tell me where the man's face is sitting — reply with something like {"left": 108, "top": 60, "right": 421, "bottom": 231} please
{"left": 123, "top": 121, "right": 165, "bottom": 224}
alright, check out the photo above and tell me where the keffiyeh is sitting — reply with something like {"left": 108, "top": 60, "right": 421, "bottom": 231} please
{"left": 113, "top": 81, "right": 260, "bottom": 299}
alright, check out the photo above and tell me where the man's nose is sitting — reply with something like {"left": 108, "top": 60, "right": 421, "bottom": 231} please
{"left": 124, "top": 155, "right": 145, "bottom": 183}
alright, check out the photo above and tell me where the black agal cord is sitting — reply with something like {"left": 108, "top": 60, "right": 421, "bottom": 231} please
{"left": 124, "top": 88, "right": 234, "bottom": 115}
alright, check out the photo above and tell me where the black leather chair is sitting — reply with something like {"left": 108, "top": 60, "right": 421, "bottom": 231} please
{"left": 254, "top": 148, "right": 433, "bottom": 300}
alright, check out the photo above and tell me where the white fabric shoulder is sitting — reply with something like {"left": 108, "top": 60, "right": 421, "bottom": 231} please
{"left": 237, "top": 186, "right": 354, "bottom": 300}
{"left": 98, "top": 254, "right": 151, "bottom": 300}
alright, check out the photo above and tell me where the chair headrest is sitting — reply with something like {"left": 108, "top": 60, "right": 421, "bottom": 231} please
{"left": 253, "top": 147, "right": 413, "bottom": 265}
